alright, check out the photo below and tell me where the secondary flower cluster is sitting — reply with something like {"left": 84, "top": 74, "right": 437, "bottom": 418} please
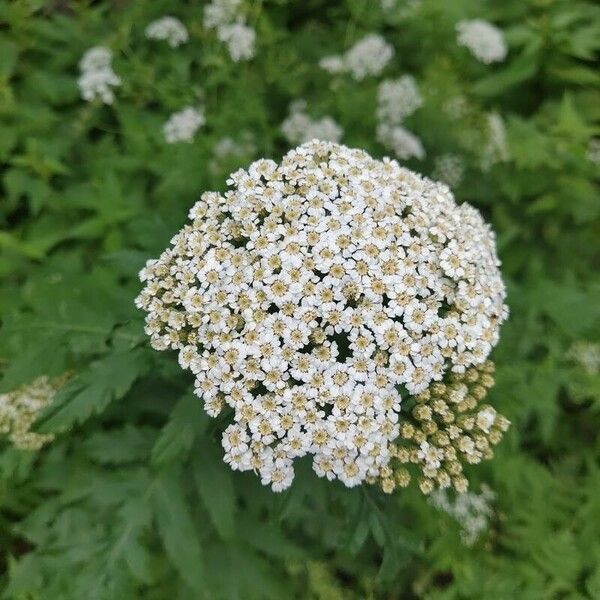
{"left": 281, "top": 101, "right": 344, "bottom": 145}
{"left": 163, "top": 106, "right": 205, "bottom": 144}
{"left": 385, "top": 360, "right": 510, "bottom": 494}
{"left": 432, "top": 154, "right": 465, "bottom": 188}
{"left": 136, "top": 140, "right": 508, "bottom": 493}
{"left": 204, "top": 0, "right": 256, "bottom": 62}
{"left": 376, "top": 76, "right": 425, "bottom": 161}
{"left": 320, "top": 34, "right": 394, "bottom": 80}
{"left": 0, "top": 375, "right": 67, "bottom": 450}
{"left": 77, "top": 46, "right": 121, "bottom": 105}
{"left": 145, "top": 16, "right": 189, "bottom": 48}
{"left": 456, "top": 19, "right": 507, "bottom": 64}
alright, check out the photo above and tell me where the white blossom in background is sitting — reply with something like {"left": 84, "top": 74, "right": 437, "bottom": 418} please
{"left": 429, "top": 485, "right": 495, "bottom": 545}
{"left": 381, "top": 0, "right": 422, "bottom": 12}
{"left": 213, "top": 134, "right": 255, "bottom": 159}
{"left": 281, "top": 101, "right": 343, "bottom": 144}
{"left": 456, "top": 19, "right": 507, "bottom": 64}
{"left": 136, "top": 141, "right": 508, "bottom": 493}
{"left": 145, "top": 16, "right": 189, "bottom": 48}
{"left": 481, "top": 113, "right": 510, "bottom": 171}
{"left": 217, "top": 20, "right": 256, "bottom": 62}
{"left": 319, "top": 55, "right": 346, "bottom": 74}
{"left": 210, "top": 133, "right": 256, "bottom": 172}
{"left": 568, "top": 341, "right": 600, "bottom": 375}
{"left": 204, "top": 0, "right": 241, "bottom": 28}
{"left": 377, "top": 123, "right": 425, "bottom": 160}
{"left": 320, "top": 34, "right": 394, "bottom": 80}
{"left": 432, "top": 154, "right": 465, "bottom": 188}
{"left": 443, "top": 95, "right": 470, "bottom": 119}
{"left": 377, "top": 76, "right": 423, "bottom": 125}
{"left": 0, "top": 375, "right": 68, "bottom": 450}
{"left": 587, "top": 139, "right": 600, "bottom": 165}
{"left": 204, "top": 0, "right": 255, "bottom": 61}
{"left": 163, "top": 107, "right": 205, "bottom": 143}
{"left": 79, "top": 46, "right": 112, "bottom": 71}
{"left": 77, "top": 46, "right": 121, "bottom": 104}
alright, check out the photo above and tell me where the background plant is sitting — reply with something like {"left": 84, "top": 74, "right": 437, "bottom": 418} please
{"left": 0, "top": 0, "right": 599, "bottom": 598}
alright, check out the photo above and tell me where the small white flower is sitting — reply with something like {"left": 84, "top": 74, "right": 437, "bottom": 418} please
{"left": 429, "top": 485, "right": 495, "bottom": 545}
{"left": 568, "top": 341, "right": 600, "bottom": 374}
{"left": 0, "top": 375, "right": 68, "bottom": 450}
{"left": 217, "top": 20, "right": 256, "bottom": 61}
{"left": 281, "top": 101, "right": 343, "bottom": 144}
{"left": 481, "top": 113, "right": 510, "bottom": 171}
{"left": 145, "top": 16, "right": 189, "bottom": 48}
{"left": 456, "top": 19, "right": 507, "bottom": 64}
{"left": 320, "top": 34, "right": 394, "bottom": 81}
{"left": 377, "top": 123, "right": 425, "bottom": 160}
{"left": 204, "top": 0, "right": 255, "bottom": 62}
{"left": 476, "top": 407, "right": 497, "bottom": 433}
{"left": 204, "top": 0, "right": 242, "bottom": 29}
{"left": 77, "top": 68, "right": 121, "bottom": 104}
{"left": 78, "top": 46, "right": 120, "bottom": 105}
{"left": 433, "top": 154, "right": 465, "bottom": 188}
{"left": 377, "top": 76, "right": 423, "bottom": 125}
{"left": 586, "top": 139, "right": 600, "bottom": 165}
{"left": 163, "top": 107, "right": 205, "bottom": 143}
{"left": 79, "top": 46, "right": 112, "bottom": 71}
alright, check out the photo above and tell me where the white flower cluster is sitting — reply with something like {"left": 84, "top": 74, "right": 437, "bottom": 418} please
{"left": 377, "top": 124, "right": 425, "bottom": 161}
{"left": 376, "top": 76, "right": 425, "bottom": 161}
{"left": 481, "top": 113, "right": 510, "bottom": 171}
{"left": 0, "top": 375, "right": 67, "bottom": 450}
{"left": 163, "top": 107, "right": 205, "bottom": 144}
{"left": 433, "top": 154, "right": 465, "bottom": 188}
{"left": 443, "top": 96, "right": 470, "bottom": 119}
{"left": 77, "top": 46, "right": 121, "bottom": 105}
{"left": 136, "top": 141, "right": 508, "bottom": 493}
{"left": 393, "top": 361, "right": 510, "bottom": 494}
{"left": 204, "top": 0, "right": 255, "bottom": 62}
{"left": 281, "top": 101, "right": 343, "bottom": 145}
{"left": 320, "top": 34, "right": 394, "bottom": 81}
{"left": 377, "top": 76, "right": 423, "bottom": 125}
{"left": 381, "top": 0, "right": 422, "bottom": 11}
{"left": 210, "top": 133, "right": 256, "bottom": 172}
{"left": 456, "top": 20, "right": 507, "bottom": 64}
{"left": 568, "top": 341, "right": 600, "bottom": 375}
{"left": 429, "top": 484, "right": 495, "bottom": 545}
{"left": 587, "top": 139, "right": 600, "bottom": 165}
{"left": 145, "top": 16, "right": 189, "bottom": 48}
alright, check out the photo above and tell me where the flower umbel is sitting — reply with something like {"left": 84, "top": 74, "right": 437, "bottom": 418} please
{"left": 0, "top": 375, "right": 68, "bottom": 450}
{"left": 456, "top": 20, "right": 507, "bottom": 64}
{"left": 320, "top": 34, "right": 394, "bottom": 80}
{"left": 163, "top": 106, "right": 205, "bottom": 143}
{"left": 136, "top": 141, "right": 508, "bottom": 493}
{"left": 145, "top": 16, "right": 189, "bottom": 48}
{"left": 77, "top": 46, "right": 121, "bottom": 105}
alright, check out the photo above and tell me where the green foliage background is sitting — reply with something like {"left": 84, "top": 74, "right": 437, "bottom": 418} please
{"left": 1, "top": 0, "right": 599, "bottom": 598}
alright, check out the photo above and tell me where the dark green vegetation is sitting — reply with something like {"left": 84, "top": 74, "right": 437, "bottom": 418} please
{"left": 1, "top": 0, "right": 599, "bottom": 598}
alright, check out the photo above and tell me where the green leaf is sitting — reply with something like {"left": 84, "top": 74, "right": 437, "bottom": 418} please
{"left": 193, "top": 441, "right": 236, "bottom": 540}
{"left": 152, "top": 470, "right": 205, "bottom": 592}
{"left": 151, "top": 393, "right": 208, "bottom": 465}
{"left": 40, "top": 349, "right": 148, "bottom": 431}
{"left": 472, "top": 53, "right": 538, "bottom": 96}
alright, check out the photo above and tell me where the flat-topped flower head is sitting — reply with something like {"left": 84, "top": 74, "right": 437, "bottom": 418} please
{"left": 136, "top": 141, "right": 508, "bottom": 493}
{"left": 145, "top": 16, "right": 189, "bottom": 48}
{"left": 456, "top": 19, "right": 507, "bottom": 64}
